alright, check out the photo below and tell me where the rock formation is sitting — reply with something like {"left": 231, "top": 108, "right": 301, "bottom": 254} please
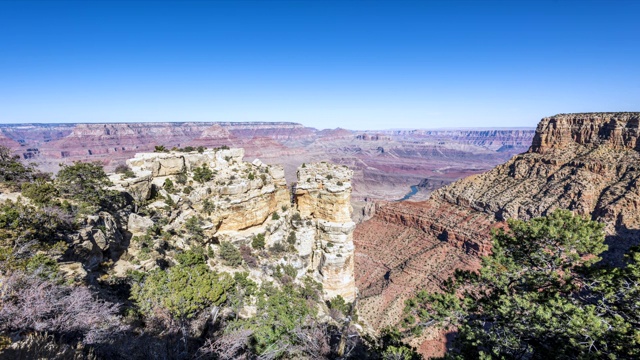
{"left": 111, "top": 149, "right": 356, "bottom": 301}
{"left": 295, "top": 162, "right": 356, "bottom": 301}
{"left": 354, "top": 112, "right": 640, "bottom": 355}
{"left": 0, "top": 122, "right": 534, "bottom": 203}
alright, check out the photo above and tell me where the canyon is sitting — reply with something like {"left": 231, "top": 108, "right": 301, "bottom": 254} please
{"left": 354, "top": 112, "right": 640, "bottom": 355}
{"left": 0, "top": 122, "right": 534, "bottom": 209}
{"left": 2, "top": 113, "right": 639, "bottom": 357}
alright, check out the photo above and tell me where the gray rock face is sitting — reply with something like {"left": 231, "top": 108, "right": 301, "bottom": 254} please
{"left": 128, "top": 213, "right": 154, "bottom": 235}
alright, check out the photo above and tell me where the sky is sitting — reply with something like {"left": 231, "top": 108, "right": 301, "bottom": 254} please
{"left": 0, "top": 0, "right": 638, "bottom": 130}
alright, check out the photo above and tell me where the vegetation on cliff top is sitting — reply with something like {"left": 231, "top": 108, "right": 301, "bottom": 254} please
{"left": 402, "top": 210, "right": 639, "bottom": 359}
{"left": 0, "top": 146, "right": 392, "bottom": 359}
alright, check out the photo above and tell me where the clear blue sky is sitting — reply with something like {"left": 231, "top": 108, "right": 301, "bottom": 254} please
{"left": 0, "top": 0, "right": 638, "bottom": 129}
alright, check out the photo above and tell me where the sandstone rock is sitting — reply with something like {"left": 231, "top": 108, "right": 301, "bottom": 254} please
{"left": 58, "top": 262, "right": 87, "bottom": 281}
{"left": 295, "top": 162, "right": 357, "bottom": 301}
{"left": 128, "top": 213, "right": 154, "bottom": 234}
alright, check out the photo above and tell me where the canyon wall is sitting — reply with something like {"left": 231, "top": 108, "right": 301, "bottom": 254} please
{"left": 0, "top": 122, "right": 534, "bottom": 203}
{"left": 354, "top": 112, "right": 640, "bottom": 354}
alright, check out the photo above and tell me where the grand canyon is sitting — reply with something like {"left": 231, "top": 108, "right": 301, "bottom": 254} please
{"left": 2, "top": 113, "right": 639, "bottom": 358}
{"left": 0, "top": 122, "right": 534, "bottom": 221}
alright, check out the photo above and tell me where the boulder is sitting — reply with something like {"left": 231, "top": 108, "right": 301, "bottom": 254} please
{"left": 128, "top": 213, "right": 154, "bottom": 235}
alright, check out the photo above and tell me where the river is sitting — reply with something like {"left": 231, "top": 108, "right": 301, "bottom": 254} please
{"left": 398, "top": 185, "right": 419, "bottom": 201}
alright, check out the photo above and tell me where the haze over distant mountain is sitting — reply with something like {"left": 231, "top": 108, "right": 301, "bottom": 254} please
{"left": 0, "top": 122, "right": 535, "bottom": 217}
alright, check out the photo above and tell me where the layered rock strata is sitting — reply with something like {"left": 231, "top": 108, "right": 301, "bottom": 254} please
{"left": 355, "top": 112, "right": 640, "bottom": 353}
{"left": 295, "top": 163, "right": 356, "bottom": 301}
{"left": 112, "top": 150, "right": 356, "bottom": 301}
{"left": 0, "top": 122, "right": 534, "bottom": 202}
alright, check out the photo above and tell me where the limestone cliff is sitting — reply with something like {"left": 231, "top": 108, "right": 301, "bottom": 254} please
{"left": 295, "top": 163, "right": 356, "bottom": 301}
{"left": 111, "top": 150, "right": 356, "bottom": 301}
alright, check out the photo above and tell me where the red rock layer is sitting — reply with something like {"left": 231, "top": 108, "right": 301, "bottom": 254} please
{"left": 354, "top": 112, "right": 640, "bottom": 356}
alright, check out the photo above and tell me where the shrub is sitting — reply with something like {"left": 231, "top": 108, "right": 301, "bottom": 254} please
{"left": 0, "top": 145, "right": 36, "bottom": 188}
{"left": 197, "top": 146, "right": 205, "bottom": 153}
{"left": 240, "top": 245, "right": 258, "bottom": 268}
{"left": 271, "top": 212, "right": 280, "bottom": 221}
{"left": 233, "top": 272, "right": 258, "bottom": 297}
{"left": 56, "top": 161, "right": 113, "bottom": 207}
{"left": 193, "top": 165, "right": 213, "bottom": 183}
{"left": 202, "top": 199, "right": 216, "bottom": 215}
{"left": 154, "top": 145, "right": 167, "bottom": 152}
{"left": 163, "top": 178, "right": 174, "bottom": 193}
{"left": 251, "top": 233, "right": 265, "bottom": 250}
{"left": 275, "top": 264, "right": 297, "bottom": 279}
{"left": 220, "top": 242, "right": 243, "bottom": 267}
{"left": 122, "top": 170, "right": 136, "bottom": 179}
{"left": 248, "top": 173, "right": 255, "bottom": 181}
{"left": 114, "top": 164, "right": 131, "bottom": 174}
{"left": 225, "top": 282, "right": 317, "bottom": 356}
{"left": 175, "top": 173, "right": 188, "bottom": 185}
{"left": 287, "top": 231, "right": 297, "bottom": 246}
{"left": 326, "top": 295, "right": 350, "bottom": 317}
{"left": 185, "top": 216, "right": 204, "bottom": 241}
{"left": 164, "top": 194, "right": 175, "bottom": 208}
{"left": 21, "top": 181, "right": 58, "bottom": 205}
{"left": 0, "top": 271, "right": 124, "bottom": 343}
{"left": 131, "top": 264, "right": 234, "bottom": 319}
{"left": 175, "top": 248, "right": 206, "bottom": 267}
{"left": 401, "top": 210, "right": 639, "bottom": 359}
{"left": 269, "top": 242, "right": 287, "bottom": 255}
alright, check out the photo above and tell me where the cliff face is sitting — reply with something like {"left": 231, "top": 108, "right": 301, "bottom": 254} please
{"left": 355, "top": 112, "right": 640, "bottom": 352}
{"left": 295, "top": 163, "right": 356, "bottom": 301}
{"left": 0, "top": 132, "right": 19, "bottom": 149}
{"left": 113, "top": 150, "right": 356, "bottom": 301}
{"left": 530, "top": 112, "right": 640, "bottom": 153}
{"left": 438, "top": 113, "right": 640, "bottom": 241}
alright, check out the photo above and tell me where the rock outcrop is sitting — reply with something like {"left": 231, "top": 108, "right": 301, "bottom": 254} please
{"left": 111, "top": 149, "right": 356, "bottom": 301}
{"left": 295, "top": 163, "right": 356, "bottom": 301}
{"left": 437, "top": 112, "right": 640, "bottom": 257}
{"left": 354, "top": 112, "right": 640, "bottom": 354}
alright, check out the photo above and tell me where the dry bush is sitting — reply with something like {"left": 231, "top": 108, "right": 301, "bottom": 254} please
{"left": 197, "top": 329, "right": 253, "bottom": 360}
{"left": 0, "top": 272, "right": 126, "bottom": 344}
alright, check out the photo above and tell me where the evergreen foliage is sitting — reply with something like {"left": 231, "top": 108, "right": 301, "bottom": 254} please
{"left": 131, "top": 263, "right": 234, "bottom": 319}
{"left": 21, "top": 180, "right": 59, "bottom": 205}
{"left": 220, "top": 241, "right": 243, "bottom": 266}
{"left": 184, "top": 216, "right": 204, "bottom": 241}
{"left": 192, "top": 164, "right": 214, "bottom": 183}
{"left": 403, "top": 210, "right": 639, "bottom": 359}
{"left": 0, "top": 146, "right": 37, "bottom": 188}
{"left": 56, "top": 161, "right": 113, "bottom": 207}
{"left": 251, "top": 233, "right": 265, "bottom": 250}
